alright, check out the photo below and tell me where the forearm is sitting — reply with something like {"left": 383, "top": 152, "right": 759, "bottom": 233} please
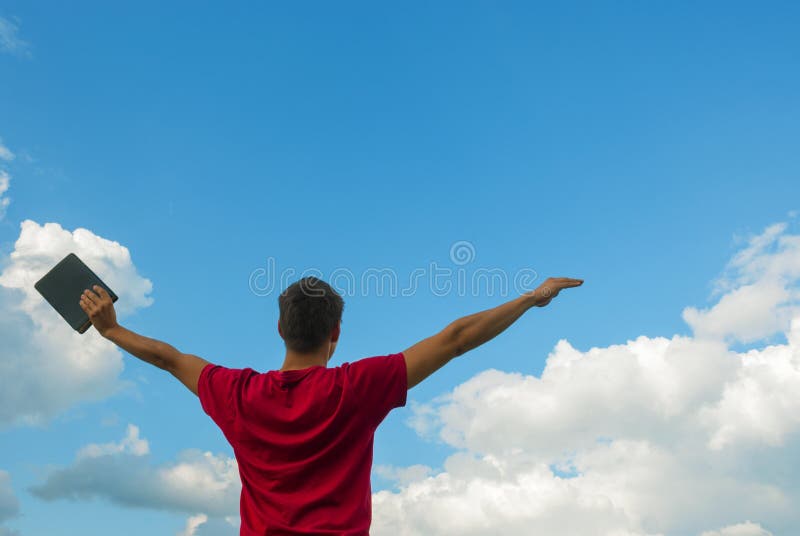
{"left": 446, "top": 294, "right": 537, "bottom": 356}
{"left": 102, "top": 325, "right": 180, "bottom": 370}
{"left": 404, "top": 278, "right": 581, "bottom": 388}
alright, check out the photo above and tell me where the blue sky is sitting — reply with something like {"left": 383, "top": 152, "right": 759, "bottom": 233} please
{"left": 1, "top": 2, "right": 799, "bottom": 535}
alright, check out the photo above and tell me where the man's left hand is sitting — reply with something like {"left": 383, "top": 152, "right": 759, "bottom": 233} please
{"left": 79, "top": 285, "right": 119, "bottom": 336}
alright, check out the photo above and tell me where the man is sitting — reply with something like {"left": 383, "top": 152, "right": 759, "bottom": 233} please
{"left": 79, "top": 275, "right": 582, "bottom": 535}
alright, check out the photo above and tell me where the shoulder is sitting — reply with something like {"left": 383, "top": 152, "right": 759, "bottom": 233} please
{"left": 339, "top": 353, "right": 407, "bottom": 383}
{"left": 340, "top": 352, "right": 405, "bottom": 367}
{"left": 199, "top": 364, "right": 260, "bottom": 388}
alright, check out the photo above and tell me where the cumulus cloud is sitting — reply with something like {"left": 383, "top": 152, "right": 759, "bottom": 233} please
{"left": 178, "top": 514, "right": 239, "bottom": 536}
{"left": 684, "top": 223, "right": 800, "bottom": 343}
{"left": 0, "top": 220, "right": 153, "bottom": 426}
{"left": 0, "top": 16, "right": 30, "bottom": 58}
{"left": 375, "top": 464, "right": 434, "bottom": 489}
{"left": 77, "top": 423, "right": 150, "bottom": 459}
{"left": 178, "top": 514, "right": 209, "bottom": 536}
{"left": 700, "top": 522, "right": 773, "bottom": 536}
{"left": 30, "top": 424, "right": 240, "bottom": 518}
{"left": 374, "top": 223, "right": 800, "bottom": 535}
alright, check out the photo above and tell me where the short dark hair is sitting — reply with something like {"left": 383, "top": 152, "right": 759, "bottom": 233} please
{"left": 278, "top": 277, "right": 344, "bottom": 353}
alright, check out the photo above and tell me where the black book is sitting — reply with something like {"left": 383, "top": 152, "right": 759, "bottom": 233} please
{"left": 34, "top": 253, "right": 119, "bottom": 334}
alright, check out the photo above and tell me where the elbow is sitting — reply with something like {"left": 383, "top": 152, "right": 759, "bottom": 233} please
{"left": 443, "top": 323, "right": 469, "bottom": 358}
{"left": 156, "top": 343, "right": 180, "bottom": 371}
{"left": 154, "top": 352, "right": 174, "bottom": 372}
{"left": 161, "top": 352, "right": 183, "bottom": 372}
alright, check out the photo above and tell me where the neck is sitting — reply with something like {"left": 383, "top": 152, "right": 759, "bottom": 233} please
{"left": 280, "top": 345, "right": 330, "bottom": 372}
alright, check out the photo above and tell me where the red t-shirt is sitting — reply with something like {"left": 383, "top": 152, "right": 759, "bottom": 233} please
{"left": 198, "top": 352, "right": 408, "bottom": 535}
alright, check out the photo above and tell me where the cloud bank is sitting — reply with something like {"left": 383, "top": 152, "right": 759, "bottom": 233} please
{"left": 29, "top": 425, "right": 240, "bottom": 535}
{"left": 373, "top": 223, "right": 800, "bottom": 535}
{"left": 0, "top": 220, "right": 153, "bottom": 426}
{"left": 30, "top": 425, "right": 240, "bottom": 518}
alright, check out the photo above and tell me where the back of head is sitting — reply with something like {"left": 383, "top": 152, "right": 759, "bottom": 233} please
{"left": 278, "top": 277, "right": 345, "bottom": 353}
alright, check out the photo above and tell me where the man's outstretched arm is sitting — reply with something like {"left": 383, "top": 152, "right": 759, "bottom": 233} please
{"left": 79, "top": 286, "right": 210, "bottom": 396}
{"left": 403, "top": 277, "right": 583, "bottom": 389}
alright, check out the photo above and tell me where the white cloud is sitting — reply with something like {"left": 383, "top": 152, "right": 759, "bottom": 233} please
{"left": 700, "top": 522, "right": 773, "bottom": 536}
{"left": 0, "top": 16, "right": 30, "bottom": 58}
{"left": 0, "top": 139, "right": 13, "bottom": 161}
{"left": 375, "top": 223, "right": 800, "bottom": 535}
{"left": 178, "top": 514, "right": 208, "bottom": 536}
{"left": 0, "top": 170, "right": 9, "bottom": 220}
{"left": 0, "top": 220, "right": 154, "bottom": 315}
{"left": 179, "top": 514, "right": 239, "bottom": 536}
{"left": 375, "top": 464, "right": 434, "bottom": 489}
{"left": 77, "top": 424, "right": 150, "bottom": 459}
{"left": 0, "top": 220, "right": 153, "bottom": 426}
{"left": 684, "top": 224, "right": 800, "bottom": 343}
{"left": 30, "top": 425, "right": 241, "bottom": 517}
{"left": 0, "top": 136, "right": 13, "bottom": 219}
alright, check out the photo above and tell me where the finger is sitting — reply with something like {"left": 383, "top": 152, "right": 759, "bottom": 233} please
{"left": 80, "top": 294, "right": 95, "bottom": 313}
{"left": 94, "top": 285, "right": 110, "bottom": 301}
{"left": 82, "top": 297, "right": 98, "bottom": 316}
{"left": 83, "top": 289, "right": 99, "bottom": 304}
{"left": 557, "top": 278, "right": 584, "bottom": 288}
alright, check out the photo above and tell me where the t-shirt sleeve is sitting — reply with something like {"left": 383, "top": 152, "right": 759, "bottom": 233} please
{"left": 198, "top": 363, "right": 243, "bottom": 433}
{"left": 345, "top": 353, "right": 408, "bottom": 426}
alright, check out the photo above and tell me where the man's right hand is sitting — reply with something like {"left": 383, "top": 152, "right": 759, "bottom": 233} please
{"left": 528, "top": 277, "right": 584, "bottom": 307}
{"left": 403, "top": 276, "right": 584, "bottom": 389}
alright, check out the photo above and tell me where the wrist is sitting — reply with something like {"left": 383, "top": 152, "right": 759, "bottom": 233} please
{"left": 520, "top": 292, "right": 540, "bottom": 308}
{"left": 101, "top": 323, "right": 123, "bottom": 340}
